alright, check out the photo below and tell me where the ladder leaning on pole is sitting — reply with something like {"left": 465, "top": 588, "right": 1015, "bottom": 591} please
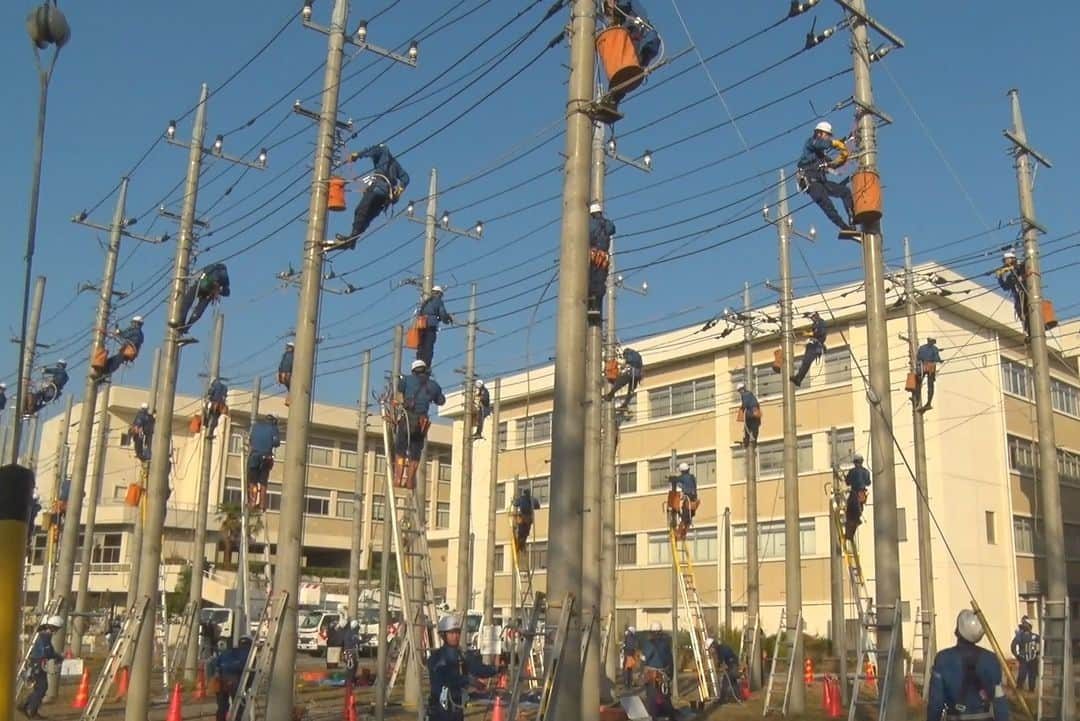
{"left": 226, "top": 591, "right": 288, "bottom": 721}
{"left": 670, "top": 529, "right": 721, "bottom": 703}
{"left": 81, "top": 597, "right": 150, "bottom": 721}
{"left": 738, "top": 613, "right": 760, "bottom": 683}
{"left": 763, "top": 607, "right": 802, "bottom": 717}
{"left": 166, "top": 601, "right": 197, "bottom": 686}
{"left": 536, "top": 593, "right": 576, "bottom": 721}
{"left": 505, "top": 592, "right": 548, "bottom": 721}
{"left": 1036, "top": 596, "right": 1072, "bottom": 721}
{"left": 848, "top": 602, "right": 900, "bottom": 721}
{"left": 510, "top": 513, "right": 545, "bottom": 684}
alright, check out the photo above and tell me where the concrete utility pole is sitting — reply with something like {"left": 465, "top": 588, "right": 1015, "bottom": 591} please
{"left": 455, "top": 286, "right": 478, "bottom": 612}
{"left": 375, "top": 326, "right": 403, "bottom": 721}
{"left": 74, "top": 382, "right": 111, "bottom": 655}
{"left": 667, "top": 450, "right": 680, "bottom": 703}
{"left": 40, "top": 395, "right": 73, "bottom": 609}
{"left": 421, "top": 170, "right": 438, "bottom": 296}
{"left": 185, "top": 312, "right": 225, "bottom": 680}
{"left": 482, "top": 378, "right": 501, "bottom": 664}
{"left": 828, "top": 427, "right": 847, "bottom": 706}
{"left": 237, "top": 377, "right": 261, "bottom": 637}
{"left": 549, "top": 2, "right": 596, "bottom": 718}
{"left": 845, "top": 1, "right": 905, "bottom": 714}
{"left": 125, "top": 83, "right": 208, "bottom": 721}
{"left": 742, "top": 282, "right": 762, "bottom": 690}
{"left": 600, "top": 241, "right": 619, "bottom": 695}
{"left": 723, "top": 507, "right": 732, "bottom": 631}
{"left": 582, "top": 119, "right": 606, "bottom": 711}
{"left": 902, "top": 238, "right": 936, "bottom": 679}
{"left": 348, "top": 351, "right": 372, "bottom": 620}
{"left": 7, "top": 276, "right": 46, "bottom": 464}
{"left": 269, "top": 0, "right": 350, "bottom": 715}
{"left": 1006, "top": 88, "right": 1072, "bottom": 719}
{"left": 126, "top": 347, "right": 160, "bottom": 608}
{"left": 20, "top": 417, "right": 40, "bottom": 468}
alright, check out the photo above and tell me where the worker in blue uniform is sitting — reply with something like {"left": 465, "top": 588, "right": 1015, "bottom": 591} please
{"left": 0, "top": 382, "right": 6, "bottom": 412}
{"left": 209, "top": 635, "right": 253, "bottom": 721}
{"left": 604, "top": 347, "right": 643, "bottom": 409}
{"left": 18, "top": 615, "right": 64, "bottom": 719}
{"left": 277, "top": 341, "right": 294, "bottom": 398}
{"left": 333, "top": 144, "right": 410, "bottom": 250}
{"left": 843, "top": 453, "right": 871, "bottom": 541}
{"left": 621, "top": 626, "right": 639, "bottom": 687}
{"left": 204, "top": 377, "right": 229, "bottom": 436}
{"left": 427, "top": 613, "right": 497, "bottom": 721}
{"left": 797, "top": 121, "right": 858, "bottom": 238}
{"left": 604, "top": 1, "right": 661, "bottom": 94}
{"left": 97, "top": 315, "right": 145, "bottom": 378}
{"left": 1010, "top": 616, "right": 1040, "bottom": 692}
{"left": 131, "top": 402, "right": 154, "bottom": 462}
{"left": 791, "top": 311, "right": 826, "bottom": 387}
{"left": 512, "top": 488, "right": 541, "bottom": 551}
{"left": 736, "top": 383, "right": 761, "bottom": 447}
{"left": 472, "top": 379, "right": 492, "bottom": 439}
{"left": 915, "top": 337, "right": 943, "bottom": 412}
{"left": 175, "top": 262, "right": 230, "bottom": 332}
{"left": 707, "top": 637, "right": 740, "bottom": 701}
{"left": 247, "top": 414, "right": 281, "bottom": 510}
{"left": 26, "top": 360, "right": 69, "bottom": 415}
{"left": 395, "top": 359, "right": 445, "bottom": 489}
{"left": 588, "top": 202, "right": 615, "bottom": 315}
{"left": 415, "top": 286, "right": 454, "bottom": 368}
{"left": 996, "top": 250, "right": 1029, "bottom": 330}
{"left": 927, "top": 610, "right": 1009, "bottom": 721}
{"left": 671, "top": 462, "right": 699, "bottom": 531}
{"left": 641, "top": 621, "right": 680, "bottom": 720}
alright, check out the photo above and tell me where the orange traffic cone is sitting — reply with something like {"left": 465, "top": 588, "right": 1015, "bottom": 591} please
{"left": 492, "top": 695, "right": 507, "bottom": 721}
{"left": 828, "top": 677, "right": 843, "bottom": 718}
{"left": 905, "top": 674, "right": 920, "bottom": 707}
{"left": 71, "top": 668, "right": 91, "bottom": 709}
{"left": 865, "top": 660, "right": 877, "bottom": 687}
{"left": 739, "top": 675, "right": 751, "bottom": 701}
{"left": 804, "top": 657, "right": 814, "bottom": 686}
{"left": 64, "top": 648, "right": 74, "bottom": 660}
{"left": 113, "top": 666, "right": 130, "bottom": 700}
{"left": 194, "top": 663, "right": 207, "bottom": 700}
{"left": 166, "top": 682, "right": 184, "bottom": 721}
{"left": 822, "top": 673, "right": 832, "bottom": 710}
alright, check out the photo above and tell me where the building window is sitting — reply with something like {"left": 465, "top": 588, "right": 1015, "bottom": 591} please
{"left": 617, "top": 463, "right": 638, "bottom": 495}
{"left": 829, "top": 428, "right": 856, "bottom": 465}
{"left": 986, "top": 511, "right": 996, "bottom": 545}
{"left": 733, "top": 519, "right": 816, "bottom": 561}
{"left": 522, "top": 477, "right": 550, "bottom": 506}
{"left": 307, "top": 440, "right": 334, "bottom": 467}
{"left": 647, "top": 532, "right": 672, "bottom": 565}
{"left": 119, "top": 432, "right": 132, "bottom": 448}
{"left": 731, "top": 366, "right": 781, "bottom": 398}
{"left": 1065, "top": 524, "right": 1080, "bottom": 560}
{"left": 617, "top": 534, "right": 637, "bottom": 565}
{"left": 374, "top": 454, "right": 387, "bottom": 478}
{"left": 437, "top": 460, "right": 452, "bottom": 483}
{"left": 339, "top": 441, "right": 357, "bottom": 470}
{"left": 223, "top": 477, "right": 243, "bottom": 506}
{"left": 1002, "top": 358, "right": 1032, "bottom": 399}
{"left": 1052, "top": 379, "right": 1080, "bottom": 416}
{"left": 648, "top": 458, "right": 674, "bottom": 491}
{"left": 1008, "top": 435, "right": 1037, "bottom": 475}
{"left": 497, "top": 422, "right": 509, "bottom": 451}
{"left": 689, "top": 527, "right": 718, "bottom": 562}
{"left": 897, "top": 507, "right": 907, "bottom": 542}
{"left": 495, "top": 482, "right": 508, "bottom": 511}
{"left": 337, "top": 493, "right": 360, "bottom": 518}
{"left": 1013, "top": 515, "right": 1040, "bottom": 555}
{"left": 1058, "top": 448, "right": 1080, "bottom": 484}
{"left": 493, "top": 545, "right": 504, "bottom": 573}
{"left": 732, "top": 438, "right": 812, "bottom": 481}
{"left": 266, "top": 483, "right": 282, "bottom": 511}
{"left": 515, "top": 413, "right": 552, "bottom": 445}
{"left": 272, "top": 440, "right": 286, "bottom": 461}
{"left": 823, "top": 348, "right": 852, "bottom": 385}
{"left": 529, "top": 542, "right": 548, "bottom": 570}
{"left": 436, "top": 502, "right": 451, "bottom": 529}
{"left": 30, "top": 534, "right": 46, "bottom": 565}
{"left": 305, "top": 488, "right": 331, "bottom": 515}
{"left": 91, "top": 533, "right": 123, "bottom": 565}
{"left": 648, "top": 377, "right": 715, "bottom": 419}
{"left": 229, "top": 431, "right": 245, "bottom": 455}
{"left": 373, "top": 494, "right": 386, "bottom": 522}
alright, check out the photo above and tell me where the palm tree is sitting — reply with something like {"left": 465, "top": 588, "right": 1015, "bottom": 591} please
{"left": 216, "top": 502, "right": 263, "bottom": 567}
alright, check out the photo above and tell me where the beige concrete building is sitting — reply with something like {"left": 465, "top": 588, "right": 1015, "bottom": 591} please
{"left": 441, "top": 262, "right": 1080, "bottom": 653}
{"left": 26, "top": 384, "right": 453, "bottom": 607}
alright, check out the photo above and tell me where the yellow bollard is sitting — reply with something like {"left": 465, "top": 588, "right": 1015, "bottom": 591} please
{"left": 0, "top": 464, "right": 35, "bottom": 721}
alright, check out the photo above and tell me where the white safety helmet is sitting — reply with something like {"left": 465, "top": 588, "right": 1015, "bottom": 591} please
{"left": 626, "top": 626, "right": 636, "bottom": 634}
{"left": 432, "top": 285, "right": 444, "bottom": 294}
{"left": 1003, "top": 250, "right": 1017, "bottom": 261}
{"left": 437, "top": 614, "right": 463, "bottom": 633}
{"left": 132, "top": 315, "right": 144, "bottom": 324}
{"left": 956, "top": 609, "right": 985, "bottom": 644}
{"left": 140, "top": 402, "right": 149, "bottom": 409}
{"left": 350, "top": 619, "right": 360, "bottom": 630}
{"left": 45, "top": 615, "right": 64, "bottom": 629}
{"left": 736, "top": 383, "right": 746, "bottom": 391}
{"left": 0, "top": 382, "right": 6, "bottom": 390}
{"left": 475, "top": 379, "right": 484, "bottom": 388}
{"left": 705, "top": 637, "right": 715, "bottom": 648}
{"left": 286, "top": 341, "right": 295, "bottom": 348}
{"left": 411, "top": 359, "right": 427, "bottom": 372}
{"left": 57, "top": 359, "right": 67, "bottom": 367}
{"left": 589, "top": 201, "right": 603, "bottom": 214}
{"left": 853, "top": 454, "right": 864, "bottom": 463}
{"left": 649, "top": 621, "right": 662, "bottom": 632}
{"left": 814, "top": 121, "right": 833, "bottom": 135}
{"left": 678, "top": 462, "right": 690, "bottom": 472}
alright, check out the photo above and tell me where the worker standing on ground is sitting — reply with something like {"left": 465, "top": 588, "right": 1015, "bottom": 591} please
{"left": 277, "top": 341, "right": 294, "bottom": 399}
{"left": 603, "top": 347, "right": 643, "bottom": 409}
{"left": 797, "top": 121, "right": 858, "bottom": 239}
{"left": 395, "top": 360, "right": 445, "bottom": 489}
{"left": 587, "top": 201, "right": 615, "bottom": 315}
{"left": 996, "top": 250, "right": 1029, "bottom": 330}
{"left": 95, "top": 315, "right": 144, "bottom": 378}
{"left": 332, "top": 144, "right": 409, "bottom": 250}
{"left": 707, "top": 637, "right": 740, "bottom": 701}
{"left": 1010, "top": 616, "right": 1040, "bottom": 692}
{"left": 927, "top": 610, "right": 1010, "bottom": 721}
{"left": 131, "top": 402, "right": 154, "bottom": 462}
{"left": 18, "top": 615, "right": 64, "bottom": 719}
{"left": 428, "top": 613, "right": 498, "bottom": 721}
{"left": 415, "top": 286, "right": 453, "bottom": 368}
{"left": 736, "top": 383, "right": 761, "bottom": 447}
{"left": 210, "top": 635, "right": 253, "bottom": 721}
{"left": 915, "top": 337, "right": 942, "bottom": 412}
{"left": 25, "top": 360, "right": 69, "bottom": 415}
{"left": 641, "top": 621, "right": 681, "bottom": 720}
{"left": 174, "top": 262, "right": 230, "bottom": 333}
{"left": 791, "top": 311, "right": 826, "bottom": 387}
{"left": 472, "top": 379, "right": 491, "bottom": 439}
{"left": 204, "top": 377, "right": 228, "bottom": 436}
{"left": 843, "top": 453, "right": 871, "bottom": 541}
{"left": 247, "top": 414, "right": 280, "bottom": 510}
{"left": 512, "top": 488, "right": 540, "bottom": 552}
{"left": 621, "top": 625, "right": 639, "bottom": 688}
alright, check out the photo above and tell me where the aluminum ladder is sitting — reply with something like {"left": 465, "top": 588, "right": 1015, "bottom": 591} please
{"left": 763, "top": 607, "right": 802, "bottom": 717}
{"left": 80, "top": 597, "right": 150, "bottom": 721}
{"left": 226, "top": 591, "right": 288, "bottom": 721}
{"left": 670, "top": 529, "right": 721, "bottom": 702}
{"left": 166, "top": 600, "right": 197, "bottom": 686}
{"left": 738, "top": 613, "right": 760, "bottom": 682}
{"left": 1037, "top": 596, "right": 1073, "bottom": 721}
{"left": 848, "top": 602, "right": 900, "bottom": 721}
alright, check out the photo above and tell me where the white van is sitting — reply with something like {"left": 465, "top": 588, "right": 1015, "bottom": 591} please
{"left": 297, "top": 610, "right": 341, "bottom": 655}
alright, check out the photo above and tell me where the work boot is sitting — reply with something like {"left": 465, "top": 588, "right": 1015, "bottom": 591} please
{"left": 838, "top": 226, "right": 861, "bottom": 241}
{"left": 177, "top": 335, "right": 199, "bottom": 347}
{"left": 790, "top": 374, "right": 801, "bottom": 388}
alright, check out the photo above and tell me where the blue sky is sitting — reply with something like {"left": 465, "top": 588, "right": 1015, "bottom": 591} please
{"left": 3, "top": 0, "right": 1078, "bottom": 425}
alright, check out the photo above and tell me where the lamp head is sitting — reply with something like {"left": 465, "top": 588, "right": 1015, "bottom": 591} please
{"left": 408, "top": 40, "right": 419, "bottom": 62}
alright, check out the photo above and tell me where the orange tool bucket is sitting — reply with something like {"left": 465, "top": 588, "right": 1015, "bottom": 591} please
{"left": 125, "top": 483, "right": 143, "bottom": 507}
{"left": 328, "top": 176, "right": 347, "bottom": 212}
{"left": 604, "top": 358, "right": 620, "bottom": 382}
{"left": 405, "top": 323, "right": 421, "bottom": 349}
{"left": 121, "top": 344, "right": 138, "bottom": 361}
{"left": 905, "top": 372, "right": 918, "bottom": 393}
{"left": 1043, "top": 299, "right": 1058, "bottom": 330}
{"left": 595, "top": 27, "right": 644, "bottom": 96}
{"left": 851, "top": 170, "right": 882, "bottom": 224}
{"left": 91, "top": 346, "right": 108, "bottom": 371}
{"left": 189, "top": 415, "right": 202, "bottom": 433}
